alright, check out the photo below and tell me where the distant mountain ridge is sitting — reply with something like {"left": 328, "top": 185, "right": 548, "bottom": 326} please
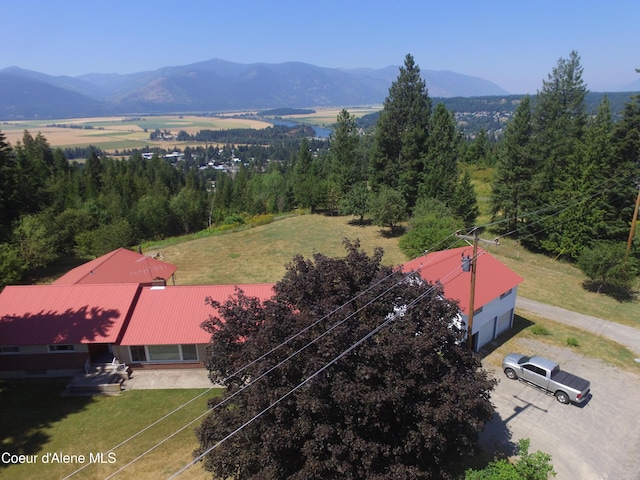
{"left": 0, "top": 59, "right": 512, "bottom": 119}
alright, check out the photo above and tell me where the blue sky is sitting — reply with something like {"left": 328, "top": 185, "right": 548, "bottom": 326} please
{"left": 3, "top": 0, "right": 639, "bottom": 94}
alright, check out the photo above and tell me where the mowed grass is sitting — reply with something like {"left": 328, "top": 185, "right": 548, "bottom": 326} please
{"left": 4, "top": 216, "right": 638, "bottom": 480}
{"left": 0, "top": 380, "right": 221, "bottom": 480}
{"left": 155, "top": 214, "right": 409, "bottom": 285}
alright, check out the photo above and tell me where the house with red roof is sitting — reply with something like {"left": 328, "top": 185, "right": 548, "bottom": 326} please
{"left": 402, "top": 246, "right": 523, "bottom": 351}
{"left": 114, "top": 284, "right": 274, "bottom": 366}
{"left": 0, "top": 283, "right": 141, "bottom": 377}
{"left": 0, "top": 245, "right": 522, "bottom": 378}
{"left": 0, "top": 281, "right": 274, "bottom": 377}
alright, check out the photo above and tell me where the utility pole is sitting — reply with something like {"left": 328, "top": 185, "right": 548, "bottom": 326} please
{"left": 625, "top": 186, "right": 640, "bottom": 262}
{"left": 456, "top": 229, "right": 499, "bottom": 351}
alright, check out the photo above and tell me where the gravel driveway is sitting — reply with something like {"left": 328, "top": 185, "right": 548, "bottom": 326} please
{"left": 481, "top": 339, "right": 640, "bottom": 480}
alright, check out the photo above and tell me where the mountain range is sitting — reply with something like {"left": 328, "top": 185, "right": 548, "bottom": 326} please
{"left": 0, "top": 59, "right": 511, "bottom": 120}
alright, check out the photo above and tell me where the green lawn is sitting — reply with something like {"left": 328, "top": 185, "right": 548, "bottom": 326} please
{"left": 0, "top": 380, "right": 221, "bottom": 480}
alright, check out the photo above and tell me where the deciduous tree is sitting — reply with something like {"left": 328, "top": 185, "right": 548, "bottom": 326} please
{"left": 197, "top": 240, "right": 496, "bottom": 480}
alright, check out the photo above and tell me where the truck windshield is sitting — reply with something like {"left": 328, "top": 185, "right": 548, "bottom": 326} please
{"left": 518, "top": 356, "right": 531, "bottom": 364}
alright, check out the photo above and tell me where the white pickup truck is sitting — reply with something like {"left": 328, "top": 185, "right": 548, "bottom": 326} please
{"left": 502, "top": 353, "right": 591, "bottom": 404}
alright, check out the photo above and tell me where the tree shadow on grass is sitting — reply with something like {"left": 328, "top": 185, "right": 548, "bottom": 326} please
{"left": 0, "top": 379, "right": 94, "bottom": 467}
{"left": 346, "top": 218, "right": 373, "bottom": 227}
{"left": 380, "top": 226, "right": 406, "bottom": 239}
{"left": 581, "top": 280, "right": 637, "bottom": 303}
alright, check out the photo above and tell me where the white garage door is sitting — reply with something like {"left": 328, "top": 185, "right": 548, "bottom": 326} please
{"left": 496, "top": 310, "right": 513, "bottom": 336}
{"left": 476, "top": 319, "right": 495, "bottom": 350}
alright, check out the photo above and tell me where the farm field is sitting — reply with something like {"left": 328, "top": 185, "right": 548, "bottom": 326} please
{"left": 280, "top": 106, "right": 382, "bottom": 128}
{"left": 1, "top": 115, "right": 272, "bottom": 150}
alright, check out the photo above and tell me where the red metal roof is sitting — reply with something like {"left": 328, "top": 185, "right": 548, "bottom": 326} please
{"left": 53, "top": 248, "right": 177, "bottom": 285}
{"left": 119, "top": 284, "right": 275, "bottom": 345}
{"left": 0, "top": 284, "right": 140, "bottom": 345}
{"left": 401, "top": 246, "right": 523, "bottom": 314}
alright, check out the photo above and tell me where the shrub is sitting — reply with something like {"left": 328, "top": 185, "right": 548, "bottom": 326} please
{"left": 566, "top": 337, "right": 580, "bottom": 347}
{"left": 531, "top": 325, "right": 550, "bottom": 336}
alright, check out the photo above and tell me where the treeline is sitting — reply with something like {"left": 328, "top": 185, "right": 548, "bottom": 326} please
{"left": 0, "top": 132, "right": 209, "bottom": 284}
{"left": 0, "top": 51, "right": 638, "bottom": 292}
{"left": 186, "top": 124, "right": 316, "bottom": 143}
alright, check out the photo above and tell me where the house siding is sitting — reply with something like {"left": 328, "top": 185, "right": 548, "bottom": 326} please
{"left": 0, "top": 351, "right": 88, "bottom": 378}
{"left": 464, "top": 286, "right": 518, "bottom": 351}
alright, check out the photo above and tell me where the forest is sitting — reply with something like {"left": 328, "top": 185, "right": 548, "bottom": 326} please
{"left": 0, "top": 51, "right": 638, "bottom": 292}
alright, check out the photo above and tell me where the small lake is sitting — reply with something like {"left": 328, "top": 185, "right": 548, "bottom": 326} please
{"left": 269, "top": 119, "right": 332, "bottom": 139}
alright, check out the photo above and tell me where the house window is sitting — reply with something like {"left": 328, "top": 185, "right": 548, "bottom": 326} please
{"left": 181, "top": 344, "right": 198, "bottom": 361}
{"left": 130, "top": 345, "right": 147, "bottom": 362}
{"left": 130, "top": 345, "right": 199, "bottom": 362}
{"left": 147, "top": 345, "right": 181, "bottom": 362}
{"left": 500, "top": 289, "right": 513, "bottom": 300}
{"left": 0, "top": 346, "right": 19, "bottom": 354}
{"left": 48, "top": 344, "right": 75, "bottom": 352}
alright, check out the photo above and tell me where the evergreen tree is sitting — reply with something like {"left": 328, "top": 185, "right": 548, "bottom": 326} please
{"left": 526, "top": 51, "right": 588, "bottom": 251}
{"left": 490, "top": 95, "right": 536, "bottom": 232}
{"left": 292, "top": 138, "right": 315, "bottom": 209}
{"left": 371, "top": 54, "right": 432, "bottom": 209}
{"left": 330, "top": 109, "right": 363, "bottom": 194}
{"left": 451, "top": 170, "right": 480, "bottom": 228}
{"left": 540, "top": 97, "right": 614, "bottom": 258}
{"left": 419, "top": 103, "right": 461, "bottom": 206}
{"left": 0, "top": 132, "right": 18, "bottom": 237}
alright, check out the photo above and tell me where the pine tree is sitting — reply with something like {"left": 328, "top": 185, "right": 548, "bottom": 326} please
{"left": 419, "top": 103, "right": 461, "bottom": 206}
{"left": 371, "top": 54, "right": 432, "bottom": 209}
{"left": 451, "top": 170, "right": 479, "bottom": 228}
{"left": 330, "top": 109, "right": 363, "bottom": 194}
{"left": 526, "top": 51, "right": 588, "bottom": 251}
{"left": 490, "top": 95, "right": 536, "bottom": 232}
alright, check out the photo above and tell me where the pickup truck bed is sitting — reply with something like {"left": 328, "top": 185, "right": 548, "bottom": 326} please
{"left": 551, "top": 369, "right": 590, "bottom": 394}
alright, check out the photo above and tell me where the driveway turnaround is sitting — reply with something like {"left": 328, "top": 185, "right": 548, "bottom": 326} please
{"left": 482, "top": 339, "right": 640, "bottom": 480}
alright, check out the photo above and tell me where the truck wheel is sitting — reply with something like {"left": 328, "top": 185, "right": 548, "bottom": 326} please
{"left": 504, "top": 368, "right": 518, "bottom": 380}
{"left": 555, "top": 391, "right": 570, "bottom": 404}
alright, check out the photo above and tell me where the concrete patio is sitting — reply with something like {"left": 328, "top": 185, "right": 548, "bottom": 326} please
{"left": 122, "top": 368, "right": 217, "bottom": 390}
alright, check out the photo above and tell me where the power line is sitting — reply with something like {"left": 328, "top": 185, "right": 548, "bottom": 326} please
{"left": 166, "top": 273, "right": 464, "bottom": 479}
